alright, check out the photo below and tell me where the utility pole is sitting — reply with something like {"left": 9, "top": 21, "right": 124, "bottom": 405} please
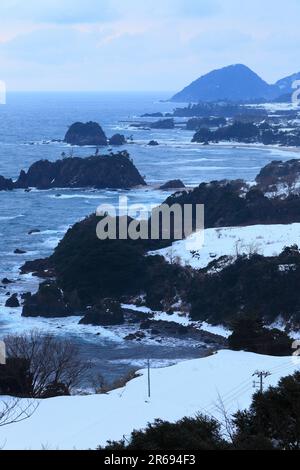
{"left": 252, "top": 370, "right": 271, "bottom": 393}
{"left": 147, "top": 359, "right": 151, "bottom": 399}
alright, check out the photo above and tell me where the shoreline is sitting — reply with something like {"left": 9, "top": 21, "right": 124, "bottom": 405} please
{"left": 204, "top": 141, "right": 300, "bottom": 155}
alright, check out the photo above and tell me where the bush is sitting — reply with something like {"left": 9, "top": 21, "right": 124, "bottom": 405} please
{"left": 102, "top": 415, "right": 228, "bottom": 450}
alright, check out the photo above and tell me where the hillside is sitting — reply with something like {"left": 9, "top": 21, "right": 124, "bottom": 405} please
{"left": 0, "top": 350, "right": 297, "bottom": 449}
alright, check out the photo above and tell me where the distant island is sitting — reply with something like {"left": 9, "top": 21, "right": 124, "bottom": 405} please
{"left": 170, "top": 64, "right": 300, "bottom": 103}
{"left": 64, "top": 121, "right": 127, "bottom": 147}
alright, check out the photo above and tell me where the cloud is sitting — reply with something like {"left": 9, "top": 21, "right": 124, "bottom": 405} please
{"left": 0, "top": 0, "right": 300, "bottom": 90}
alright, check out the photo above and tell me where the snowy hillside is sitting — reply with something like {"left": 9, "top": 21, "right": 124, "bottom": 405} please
{"left": 149, "top": 223, "right": 300, "bottom": 269}
{"left": 1, "top": 350, "right": 299, "bottom": 450}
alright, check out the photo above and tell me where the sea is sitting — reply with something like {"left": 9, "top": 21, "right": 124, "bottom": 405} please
{"left": 0, "top": 91, "right": 297, "bottom": 385}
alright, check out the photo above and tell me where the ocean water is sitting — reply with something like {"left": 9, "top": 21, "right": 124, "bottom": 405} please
{"left": 0, "top": 91, "right": 297, "bottom": 383}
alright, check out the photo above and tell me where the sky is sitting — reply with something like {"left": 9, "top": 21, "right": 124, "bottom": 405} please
{"left": 0, "top": 0, "right": 299, "bottom": 91}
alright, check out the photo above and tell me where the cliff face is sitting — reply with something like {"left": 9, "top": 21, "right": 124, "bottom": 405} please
{"left": 13, "top": 153, "right": 146, "bottom": 190}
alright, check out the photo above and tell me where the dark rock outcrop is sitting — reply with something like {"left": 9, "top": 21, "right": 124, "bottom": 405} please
{"left": 14, "top": 249, "right": 27, "bottom": 254}
{"left": 186, "top": 117, "right": 226, "bottom": 131}
{"left": 0, "top": 175, "right": 14, "bottom": 191}
{"left": 141, "top": 112, "right": 163, "bottom": 118}
{"left": 22, "top": 281, "right": 73, "bottom": 318}
{"left": 5, "top": 293, "right": 20, "bottom": 308}
{"left": 159, "top": 180, "right": 186, "bottom": 190}
{"left": 79, "top": 299, "right": 124, "bottom": 326}
{"left": 192, "top": 121, "right": 300, "bottom": 147}
{"left": 109, "top": 134, "right": 126, "bottom": 146}
{"left": 12, "top": 152, "right": 146, "bottom": 190}
{"left": 148, "top": 140, "right": 159, "bottom": 146}
{"left": 151, "top": 119, "right": 174, "bottom": 129}
{"left": 64, "top": 121, "right": 108, "bottom": 146}
{"left": 20, "top": 257, "right": 54, "bottom": 278}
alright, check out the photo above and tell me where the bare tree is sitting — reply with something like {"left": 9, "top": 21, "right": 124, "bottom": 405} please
{"left": 0, "top": 398, "right": 38, "bottom": 428}
{"left": 3, "top": 331, "right": 89, "bottom": 398}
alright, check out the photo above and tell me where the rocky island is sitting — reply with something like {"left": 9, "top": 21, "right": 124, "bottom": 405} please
{"left": 0, "top": 151, "right": 146, "bottom": 190}
{"left": 64, "top": 121, "right": 108, "bottom": 146}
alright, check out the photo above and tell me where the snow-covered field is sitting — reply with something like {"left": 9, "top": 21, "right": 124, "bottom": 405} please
{"left": 150, "top": 223, "right": 300, "bottom": 269}
{"left": 0, "top": 350, "right": 299, "bottom": 450}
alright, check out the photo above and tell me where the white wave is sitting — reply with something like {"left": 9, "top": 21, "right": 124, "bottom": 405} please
{"left": 0, "top": 214, "right": 24, "bottom": 221}
{"left": 48, "top": 194, "right": 110, "bottom": 200}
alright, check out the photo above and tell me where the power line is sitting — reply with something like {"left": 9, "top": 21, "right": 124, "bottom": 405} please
{"left": 253, "top": 370, "right": 271, "bottom": 393}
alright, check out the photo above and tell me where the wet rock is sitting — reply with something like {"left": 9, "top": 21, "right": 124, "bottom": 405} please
{"left": 2, "top": 278, "right": 13, "bottom": 285}
{"left": 148, "top": 140, "right": 159, "bottom": 146}
{"left": 109, "top": 134, "right": 126, "bottom": 146}
{"left": 159, "top": 180, "right": 186, "bottom": 190}
{"left": 22, "top": 281, "right": 72, "bottom": 318}
{"left": 5, "top": 294, "right": 20, "bottom": 308}
{"left": 79, "top": 299, "right": 125, "bottom": 326}
{"left": 14, "top": 249, "right": 27, "bottom": 254}
{"left": 28, "top": 229, "right": 41, "bottom": 235}
{"left": 124, "top": 331, "right": 146, "bottom": 341}
{"left": 20, "top": 257, "right": 54, "bottom": 277}
{"left": 0, "top": 175, "right": 14, "bottom": 190}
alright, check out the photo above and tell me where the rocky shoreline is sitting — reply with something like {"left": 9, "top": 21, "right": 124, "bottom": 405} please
{"left": 10, "top": 158, "right": 300, "bottom": 337}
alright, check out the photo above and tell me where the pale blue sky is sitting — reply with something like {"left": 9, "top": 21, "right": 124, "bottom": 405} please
{"left": 0, "top": 0, "right": 299, "bottom": 91}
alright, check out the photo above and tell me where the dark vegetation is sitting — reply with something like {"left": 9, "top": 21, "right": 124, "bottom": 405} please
{"left": 168, "top": 102, "right": 268, "bottom": 119}
{"left": 189, "top": 246, "right": 300, "bottom": 326}
{"left": 228, "top": 316, "right": 292, "bottom": 356}
{"left": 0, "top": 331, "right": 87, "bottom": 398}
{"left": 186, "top": 117, "right": 226, "bottom": 130}
{"left": 102, "top": 371, "right": 300, "bottom": 450}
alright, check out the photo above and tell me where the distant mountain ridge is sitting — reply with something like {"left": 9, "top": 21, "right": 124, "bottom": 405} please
{"left": 171, "top": 64, "right": 300, "bottom": 103}
{"left": 276, "top": 72, "right": 300, "bottom": 94}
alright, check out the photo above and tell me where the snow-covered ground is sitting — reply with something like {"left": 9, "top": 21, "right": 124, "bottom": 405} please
{"left": 122, "top": 304, "right": 231, "bottom": 337}
{"left": 0, "top": 350, "right": 299, "bottom": 450}
{"left": 149, "top": 223, "right": 300, "bottom": 270}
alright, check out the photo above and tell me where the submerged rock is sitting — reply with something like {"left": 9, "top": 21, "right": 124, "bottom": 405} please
{"left": 64, "top": 121, "right": 108, "bottom": 146}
